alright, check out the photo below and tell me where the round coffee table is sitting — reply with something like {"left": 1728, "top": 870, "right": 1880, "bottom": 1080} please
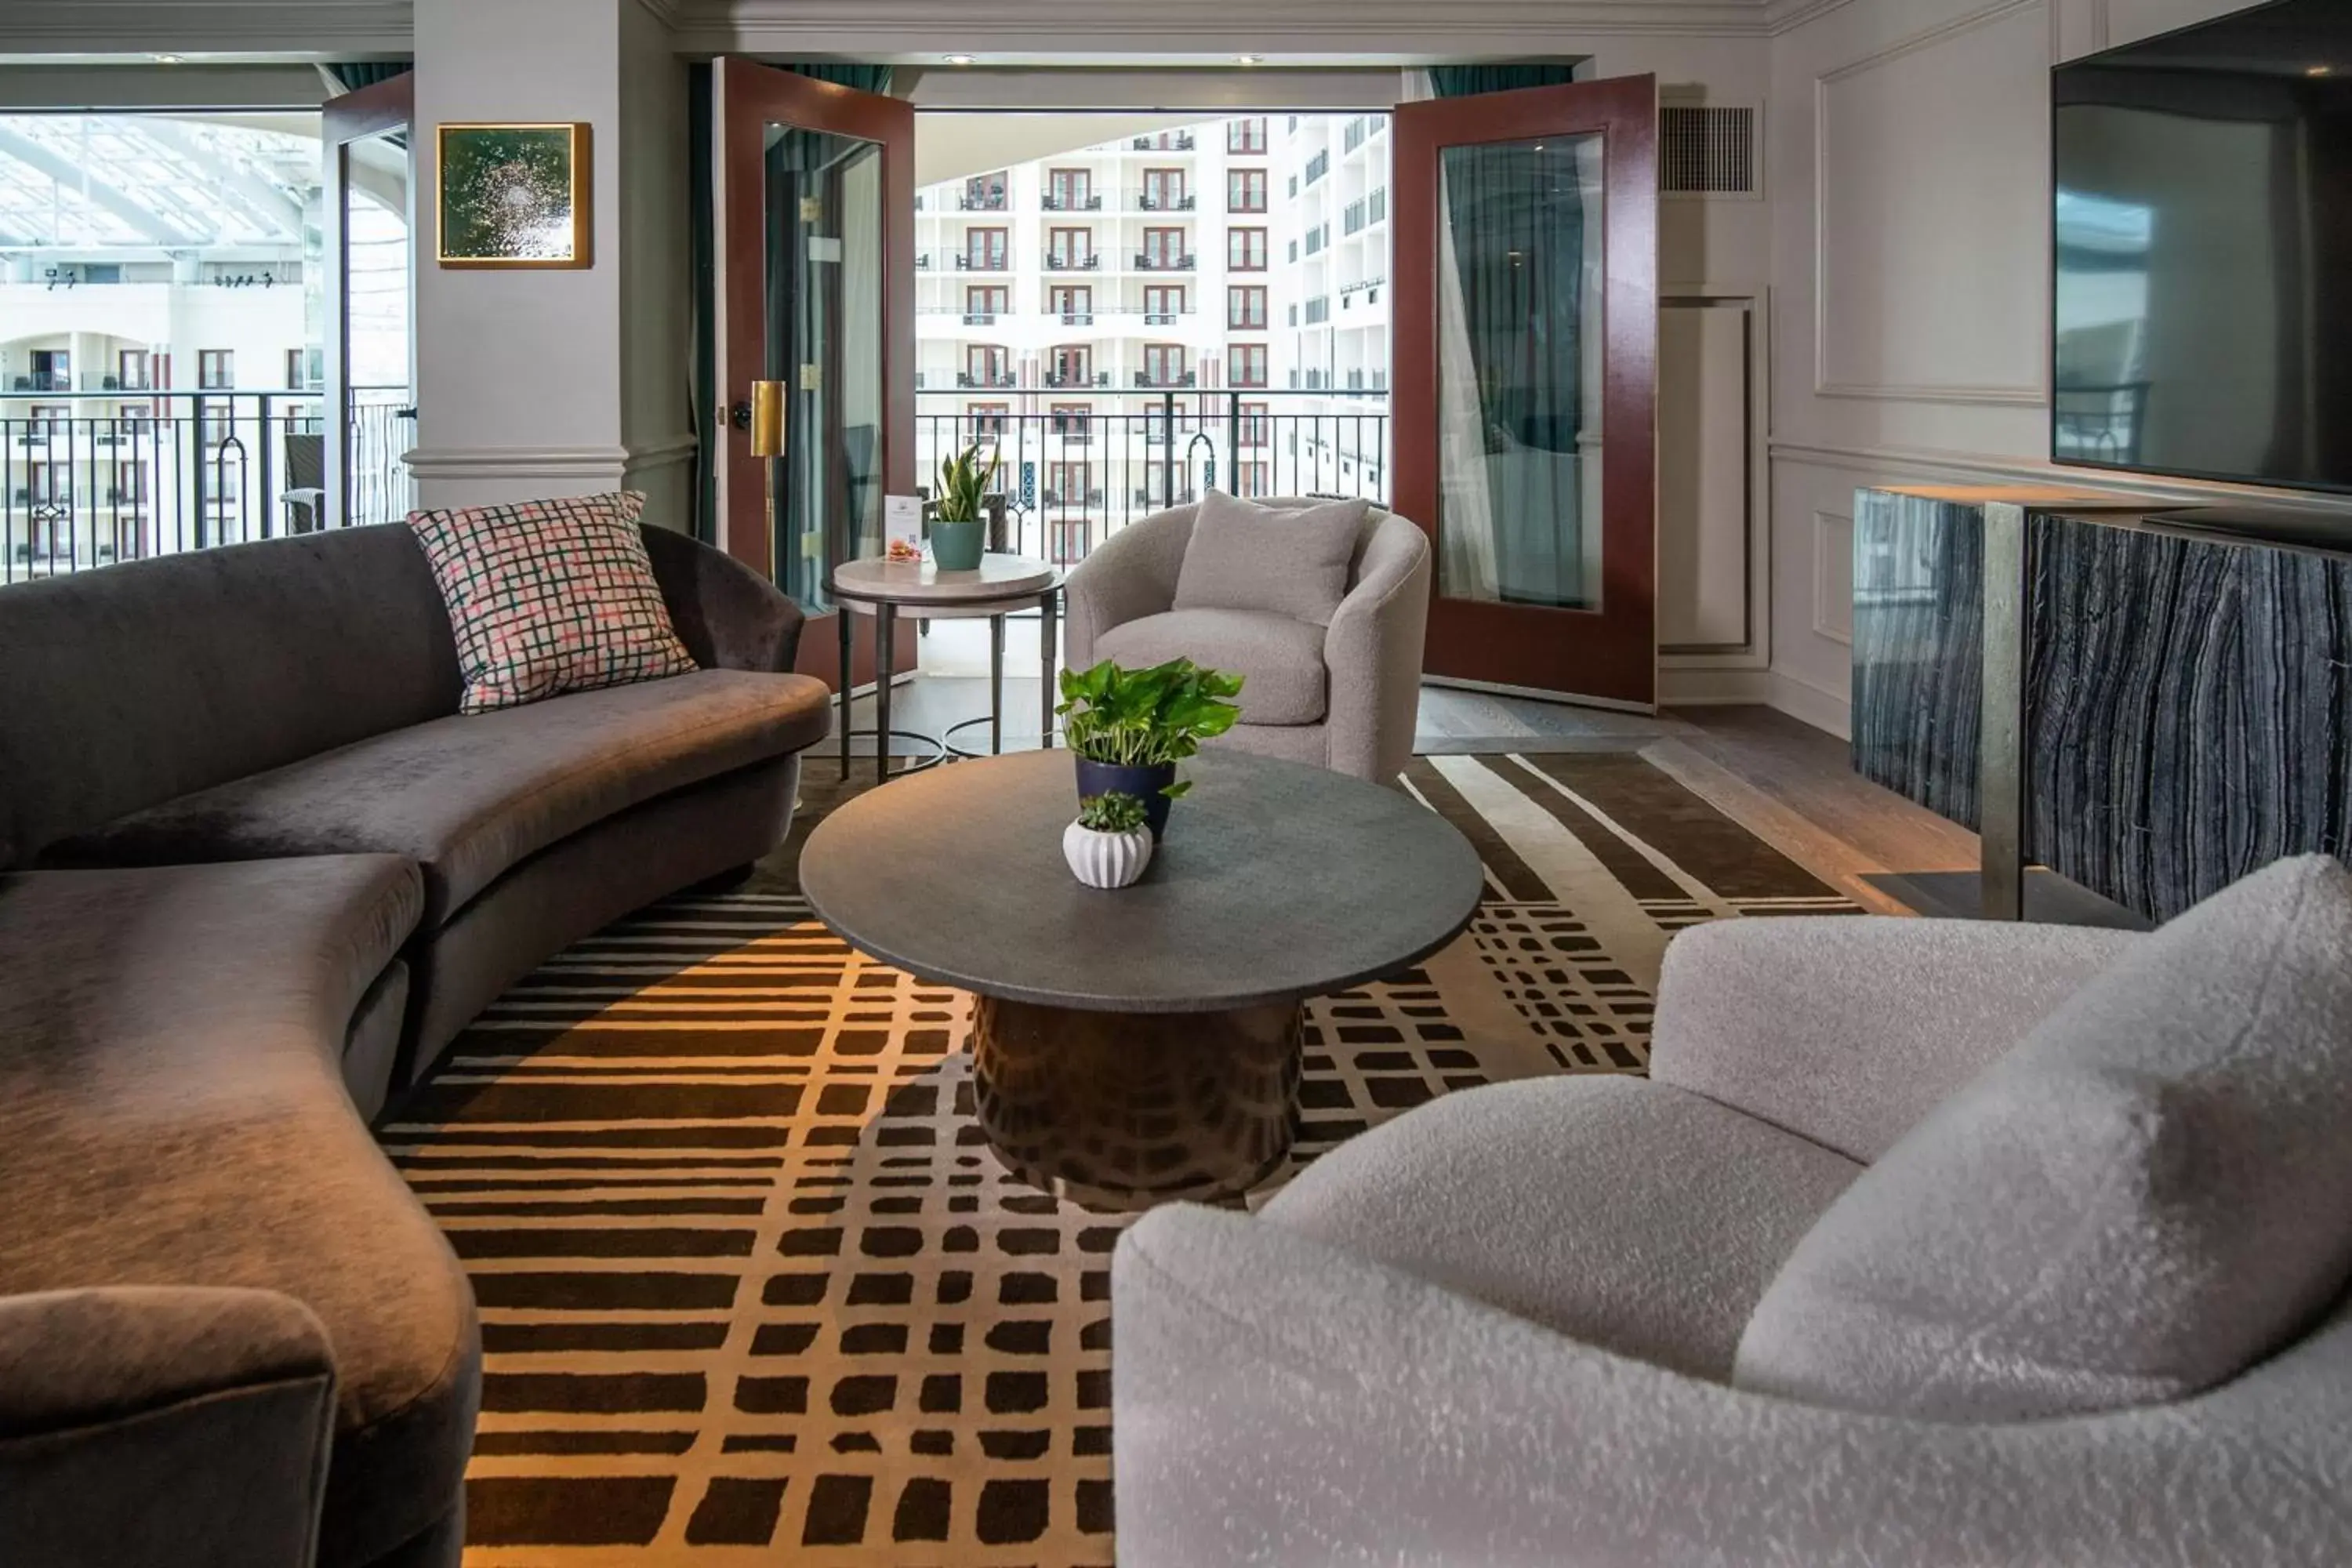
{"left": 828, "top": 554, "right": 1062, "bottom": 783}
{"left": 798, "top": 748, "right": 1484, "bottom": 1209}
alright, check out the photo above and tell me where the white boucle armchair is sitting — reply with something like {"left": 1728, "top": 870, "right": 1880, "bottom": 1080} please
{"left": 1060, "top": 500, "right": 1431, "bottom": 786}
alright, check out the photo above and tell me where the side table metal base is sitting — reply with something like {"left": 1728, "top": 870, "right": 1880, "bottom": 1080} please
{"left": 969, "top": 996, "right": 1303, "bottom": 1211}
{"left": 834, "top": 729, "right": 949, "bottom": 775}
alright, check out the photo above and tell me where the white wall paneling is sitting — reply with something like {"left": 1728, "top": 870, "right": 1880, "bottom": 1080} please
{"left": 1658, "top": 297, "right": 1758, "bottom": 655}
{"left": 1809, "top": 0, "right": 2050, "bottom": 404}
{"left": 1809, "top": 508, "right": 1853, "bottom": 643}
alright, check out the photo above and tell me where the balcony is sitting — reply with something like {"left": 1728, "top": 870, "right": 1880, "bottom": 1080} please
{"left": 959, "top": 192, "right": 1010, "bottom": 212}
{"left": 1134, "top": 191, "right": 1196, "bottom": 212}
{"left": 1055, "top": 312, "right": 1096, "bottom": 328}
{"left": 1042, "top": 193, "right": 1103, "bottom": 211}
{"left": 2, "top": 389, "right": 413, "bottom": 583}
{"left": 1044, "top": 253, "right": 1102, "bottom": 272}
{"left": 6, "top": 372, "right": 73, "bottom": 394}
{"left": 963, "top": 312, "right": 1001, "bottom": 326}
{"left": 1134, "top": 371, "right": 1198, "bottom": 389}
{"left": 956, "top": 371, "right": 1017, "bottom": 389}
{"left": 956, "top": 254, "right": 1010, "bottom": 272}
{"left": 1040, "top": 488, "right": 1105, "bottom": 508}
{"left": 1131, "top": 133, "right": 1196, "bottom": 151}
{"left": 1044, "top": 370, "right": 1110, "bottom": 389}
{"left": 1134, "top": 252, "right": 1196, "bottom": 272}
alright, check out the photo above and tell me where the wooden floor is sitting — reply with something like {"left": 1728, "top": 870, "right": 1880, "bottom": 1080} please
{"left": 840, "top": 675, "right": 2145, "bottom": 928}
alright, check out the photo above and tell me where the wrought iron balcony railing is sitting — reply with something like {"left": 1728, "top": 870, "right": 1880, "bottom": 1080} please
{"left": 916, "top": 388, "right": 1388, "bottom": 563}
{"left": 2, "top": 388, "right": 415, "bottom": 585}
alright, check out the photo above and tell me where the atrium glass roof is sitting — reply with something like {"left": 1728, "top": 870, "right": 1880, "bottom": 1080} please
{"left": 0, "top": 114, "right": 318, "bottom": 252}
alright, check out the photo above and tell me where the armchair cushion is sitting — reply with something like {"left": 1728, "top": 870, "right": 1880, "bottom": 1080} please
{"left": 1095, "top": 608, "right": 1328, "bottom": 726}
{"left": 1738, "top": 854, "right": 2352, "bottom": 1421}
{"left": 1171, "top": 490, "right": 1370, "bottom": 627}
{"left": 1261, "top": 1076, "right": 1861, "bottom": 1379}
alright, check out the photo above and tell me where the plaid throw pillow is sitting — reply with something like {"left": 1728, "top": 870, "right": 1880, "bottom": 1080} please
{"left": 408, "top": 491, "right": 698, "bottom": 713}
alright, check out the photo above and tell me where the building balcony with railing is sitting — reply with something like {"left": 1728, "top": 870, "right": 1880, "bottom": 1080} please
{"left": 1131, "top": 132, "right": 1197, "bottom": 152}
{"left": 1133, "top": 252, "right": 1197, "bottom": 272}
{"left": 1044, "top": 253, "right": 1103, "bottom": 272}
{"left": 1132, "top": 190, "right": 1198, "bottom": 212}
{"left": 1040, "top": 192, "right": 1105, "bottom": 212}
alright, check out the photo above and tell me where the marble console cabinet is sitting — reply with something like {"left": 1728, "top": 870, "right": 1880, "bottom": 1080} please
{"left": 1853, "top": 485, "right": 2352, "bottom": 923}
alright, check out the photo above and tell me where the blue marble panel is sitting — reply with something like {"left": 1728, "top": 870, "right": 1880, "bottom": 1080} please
{"left": 1851, "top": 489, "right": 1985, "bottom": 831}
{"left": 2027, "top": 515, "right": 2352, "bottom": 921}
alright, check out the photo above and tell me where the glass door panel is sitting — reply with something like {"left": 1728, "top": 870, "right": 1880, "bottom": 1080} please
{"left": 764, "top": 123, "right": 884, "bottom": 611}
{"left": 1395, "top": 77, "right": 1659, "bottom": 708}
{"left": 1434, "top": 134, "right": 1605, "bottom": 612}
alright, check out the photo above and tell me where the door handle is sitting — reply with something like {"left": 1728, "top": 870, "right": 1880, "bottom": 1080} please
{"left": 736, "top": 381, "right": 786, "bottom": 457}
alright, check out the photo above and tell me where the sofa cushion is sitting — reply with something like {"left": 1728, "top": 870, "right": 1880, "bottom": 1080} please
{"left": 1095, "top": 608, "right": 1328, "bottom": 726}
{"left": 45, "top": 669, "right": 833, "bottom": 928}
{"left": 1737, "top": 855, "right": 2352, "bottom": 1421}
{"left": 1172, "top": 490, "right": 1370, "bottom": 627}
{"left": 1264, "top": 1076, "right": 1862, "bottom": 1380}
{"left": 0, "top": 858, "right": 476, "bottom": 1568}
{"left": 408, "top": 490, "right": 696, "bottom": 713}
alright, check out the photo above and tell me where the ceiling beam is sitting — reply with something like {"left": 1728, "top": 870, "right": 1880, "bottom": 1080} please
{"left": 0, "top": 125, "right": 208, "bottom": 246}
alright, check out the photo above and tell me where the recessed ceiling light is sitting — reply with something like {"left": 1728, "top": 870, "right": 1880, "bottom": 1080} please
{"left": 944, "top": 53, "right": 977, "bottom": 66}
{"left": 151, "top": 53, "right": 184, "bottom": 64}
{"left": 1237, "top": 55, "right": 1265, "bottom": 66}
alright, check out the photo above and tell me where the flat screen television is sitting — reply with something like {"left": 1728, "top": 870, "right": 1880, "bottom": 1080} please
{"left": 2053, "top": 0, "right": 2352, "bottom": 493}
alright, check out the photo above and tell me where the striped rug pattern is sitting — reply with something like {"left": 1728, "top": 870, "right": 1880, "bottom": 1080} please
{"left": 383, "top": 751, "right": 1858, "bottom": 1563}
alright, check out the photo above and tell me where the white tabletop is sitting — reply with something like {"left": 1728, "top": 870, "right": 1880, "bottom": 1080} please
{"left": 830, "top": 553, "right": 1059, "bottom": 606}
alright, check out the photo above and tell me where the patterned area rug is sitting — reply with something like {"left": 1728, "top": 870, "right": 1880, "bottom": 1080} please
{"left": 381, "top": 750, "right": 1858, "bottom": 1563}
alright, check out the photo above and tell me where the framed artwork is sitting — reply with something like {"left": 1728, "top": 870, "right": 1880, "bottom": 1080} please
{"left": 436, "top": 122, "right": 593, "bottom": 269}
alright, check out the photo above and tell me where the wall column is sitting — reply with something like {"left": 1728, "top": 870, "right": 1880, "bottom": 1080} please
{"left": 409, "top": 0, "right": 688, "bottom": 517}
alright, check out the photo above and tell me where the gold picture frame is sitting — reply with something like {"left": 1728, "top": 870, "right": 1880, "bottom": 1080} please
{"left": 435, "top": 122, "right": 593, "bottom": 269}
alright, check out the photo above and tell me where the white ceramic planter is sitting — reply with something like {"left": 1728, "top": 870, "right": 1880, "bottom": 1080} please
{"left": 1063, "top": 822, "right": 1154, "bottom": 889}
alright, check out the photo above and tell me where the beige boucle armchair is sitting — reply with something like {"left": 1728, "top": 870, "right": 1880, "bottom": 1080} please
{"left": 1059, "top": 500, "right": 1432, "bottom": 785}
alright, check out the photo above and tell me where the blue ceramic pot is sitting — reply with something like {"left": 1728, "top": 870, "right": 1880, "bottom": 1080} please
{"left": 931, "top": 518, "right": 985, "bottom": 572}
{"left": 1074, "top": 758, "right": 1177, "bottom": 840}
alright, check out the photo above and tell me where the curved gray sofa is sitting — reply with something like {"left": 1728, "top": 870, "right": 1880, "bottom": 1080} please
{"left": 1062, "top": 500, "right": 1431, "bottom": 786}
{"left": 0, "top": 524, "right": 830, "bottom": 1566}
{"left": 0, "top": 521, "right": 831, "bottom": 1112}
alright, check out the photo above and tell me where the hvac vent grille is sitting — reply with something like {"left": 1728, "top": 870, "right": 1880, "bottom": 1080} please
{"left": 1661, "top": 105, "right": 1757, "bottom": 196}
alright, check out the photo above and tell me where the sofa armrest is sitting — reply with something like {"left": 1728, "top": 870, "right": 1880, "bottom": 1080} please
{"left": 1649, "top": 916, "right": 2140, "bottom": 1162}
{"left": 1323, "top": 513, "right": 1432, "bottom": 785}
{"left": 1060, "top": 507, "right": 1196, "bottom": 670}
{"left": 641, "top": 523, "right": 806, "bottom": 673}
{"left": 1113, "top": 1204, "right": 2345, "bottom": 1568}
{"left": 0, "top": 1287, "right": 338, "bottom": 1568}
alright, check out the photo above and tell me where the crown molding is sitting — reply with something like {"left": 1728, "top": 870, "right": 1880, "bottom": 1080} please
{"left": 673, "top": 0, "right": 1778, "bottom": 53}
{"left": 0, "top": 0, "right": 412, "bottom": 54}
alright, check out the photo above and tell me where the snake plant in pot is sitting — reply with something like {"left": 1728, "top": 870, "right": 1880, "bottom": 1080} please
{"left": 1057, "top": 657, "right": 1246, "bottom": 840}
{"left": 931, "top": 441, "right": 1000, "bottom": 572}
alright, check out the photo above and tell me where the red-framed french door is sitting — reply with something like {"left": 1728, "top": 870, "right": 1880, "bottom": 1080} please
{"left": 1393, "top": 76, "right": 1661, "bottom": 708}
{"left": 713, "top": 58, "right": 916, "bottom": 691}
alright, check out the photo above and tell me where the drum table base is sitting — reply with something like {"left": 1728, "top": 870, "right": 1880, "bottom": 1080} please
{"left": 971, "top": 996, "right": 1303, "bottom": 1210}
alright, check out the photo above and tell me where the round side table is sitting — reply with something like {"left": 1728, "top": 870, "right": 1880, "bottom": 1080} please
{"left": 827, "top": 554, "right": 1062, "bottom": 785}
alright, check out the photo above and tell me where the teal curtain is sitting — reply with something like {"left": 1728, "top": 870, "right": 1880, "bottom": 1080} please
{"left": 1426, "top": 63, "right": 1593, "bottom": 607}
{"left": 1428, "top": 64, "right": 1576, "bottom": 97}
{"left": 782, "top": 64, "right": 896, "bottom": 94}
{"left": 326, "top": 62, "right": 412, "bottom": 91}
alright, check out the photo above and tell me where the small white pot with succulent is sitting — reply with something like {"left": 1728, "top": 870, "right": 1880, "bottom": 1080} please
{"left": 1063, "top": 790, "right": 1155, "bottom": 890}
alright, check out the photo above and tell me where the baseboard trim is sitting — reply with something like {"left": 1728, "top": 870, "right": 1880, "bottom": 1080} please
{"left": 1659, "top": 667, "right": 1772, "bottom": 707}
{"left": 1766, "top": 669, "right": 1852, "bottom": 739}
{"left": 1421, "top": 673, "right": 1657, "bottom": 717}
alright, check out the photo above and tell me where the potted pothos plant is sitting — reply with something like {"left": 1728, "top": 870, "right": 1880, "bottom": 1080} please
{"left": 931, "top": 441, "right": 1000, "bottom": 572}
{"left": 1064, "top": 790, "right": 1154, "bottom": 889}
{"left": 1057, "top": 657, "right": 1245, "bottom": 840}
